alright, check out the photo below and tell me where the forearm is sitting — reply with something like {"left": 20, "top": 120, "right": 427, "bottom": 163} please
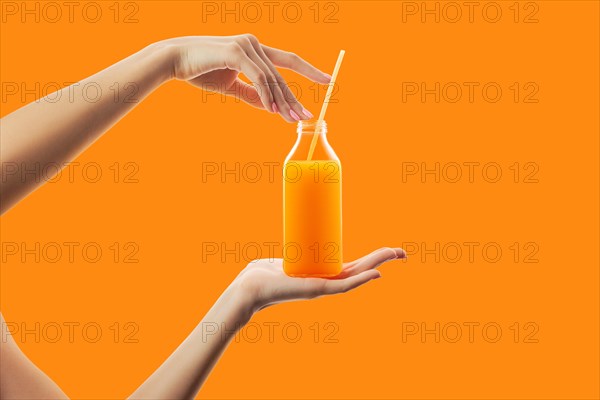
{"left": 0, "top": 41, "right": 176, "bottom": 214}
{"left": 128, "top": 281, "right": 255, "bottom": 400}
{"left": 0, "top": 313, "right": 69, "bottom": 400}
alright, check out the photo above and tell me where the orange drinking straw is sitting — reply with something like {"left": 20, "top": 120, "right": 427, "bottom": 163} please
{"left": 306, "top": 50, "right": 345, "bottom": 161}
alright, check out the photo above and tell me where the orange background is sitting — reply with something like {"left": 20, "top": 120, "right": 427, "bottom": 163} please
{"left": 1, "top": 1, "right": 599, "bottom": 399}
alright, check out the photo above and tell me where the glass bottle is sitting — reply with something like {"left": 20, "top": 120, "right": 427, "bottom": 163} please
{"left": 283, "top": 120, "right": 343, "bottom": 277}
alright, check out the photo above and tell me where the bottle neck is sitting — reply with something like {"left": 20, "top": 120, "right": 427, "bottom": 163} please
{"left": 297, "top": 120, "right": 327, "bottom": 138}
{"left": 286, "top": 120, "right": 338, "bottom": 162}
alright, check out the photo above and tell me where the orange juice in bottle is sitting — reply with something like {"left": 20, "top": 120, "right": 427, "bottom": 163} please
{"left": 283, "top": 120, "right": 342, "bottom": 277}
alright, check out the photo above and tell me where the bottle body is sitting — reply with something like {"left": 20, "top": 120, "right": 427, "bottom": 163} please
{"left": 283, "top": 121, "right": 343, "bottom": 277}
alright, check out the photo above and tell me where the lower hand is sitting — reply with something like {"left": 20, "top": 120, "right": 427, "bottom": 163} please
{"left": 235, "top": 247, "right": 407, "bottom": 313}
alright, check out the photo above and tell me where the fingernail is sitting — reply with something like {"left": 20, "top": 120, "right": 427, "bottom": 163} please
{"left": 271, "top": 102, "right": 278, "bottom": 113}
{"left": 324, "top": 73, "right": 332, "bottom": 82}
{"left": 302, "top": 108, "right": 314, "bottom": 118}
{"left": 290, "top": 109, "right": 301, "bottom": 121}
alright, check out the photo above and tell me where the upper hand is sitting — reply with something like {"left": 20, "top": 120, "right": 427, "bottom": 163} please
{"left": 157, "top": 35, "right": 331, "bottom": 122}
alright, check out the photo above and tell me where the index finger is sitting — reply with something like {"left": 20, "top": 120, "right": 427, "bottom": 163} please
{"left": 322, "top": 269, "right": 382, "bottom": 295}
{"left": 262, "top": 45, "right": 332, "bottom": 84}
{"left": 334, "top": 247, "right": 407, "bottom": 279}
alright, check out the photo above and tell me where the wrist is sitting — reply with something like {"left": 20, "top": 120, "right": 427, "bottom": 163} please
{"left": 143, "top": 40, "right": 179, "bottom": 83}
{"left": 224, "top": 279, "right": 257, "bottom": 326}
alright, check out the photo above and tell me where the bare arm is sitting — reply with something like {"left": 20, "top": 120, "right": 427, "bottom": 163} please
{"left": 129, "top": 248, "right": 405, "bottom": 400}
{"left": 0, "top": 42, "right": 174, "bottom": 214}
{"left": 128, "top": 280, "right": 253, "bottom": 399}
{"left": 1, "top": 249, "right": 404, "bottom": 400}
{"left": 0, "top": 35, "right": 329, "bottom": 215}
{"left": 0, "top": 313, "right": 68, "bottom": 399}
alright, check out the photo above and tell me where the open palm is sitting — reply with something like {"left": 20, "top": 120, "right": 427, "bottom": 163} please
{"left": 237, "top": 247, "right": 407, "bottom": 311}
